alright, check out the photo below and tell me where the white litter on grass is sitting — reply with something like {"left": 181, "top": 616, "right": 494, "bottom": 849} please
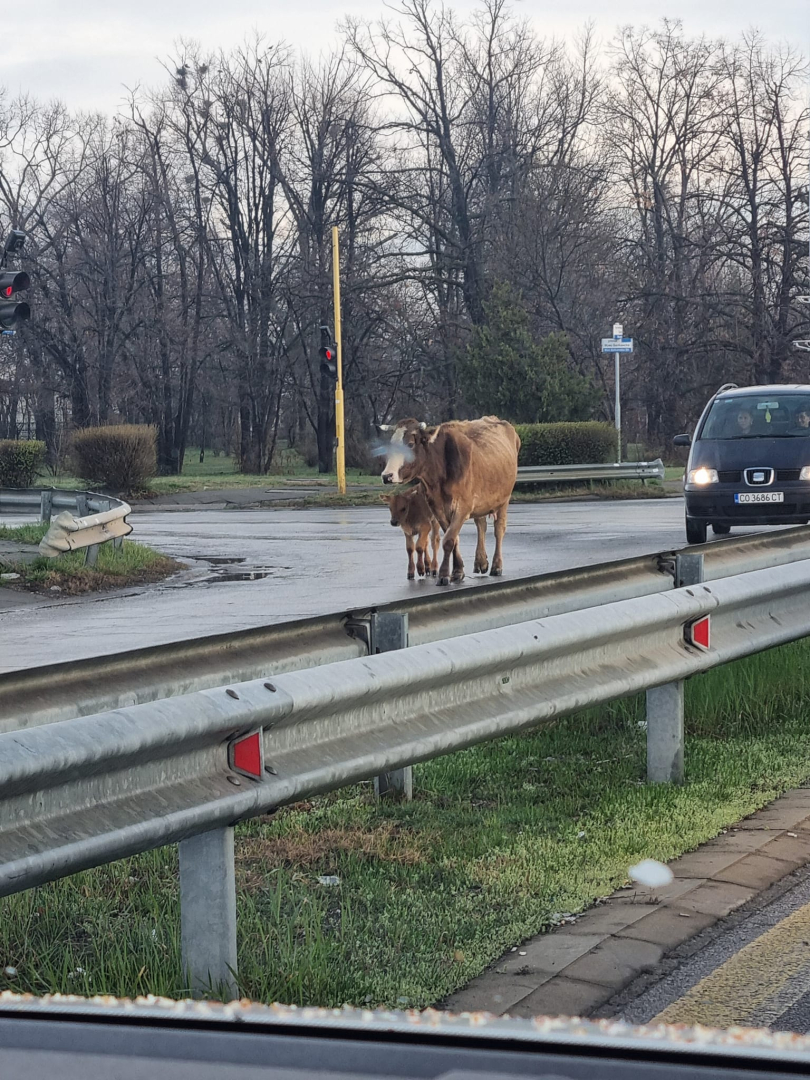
{"left": 636, "top": 721, "right": 648, "bottom": 731}
{"left": 3, "top": 967, "right": 17, "bottom": 977}
{"left": 0, "top": 573, "right": 19, "bottom": 580}
{"left": 628, "top": 859, "right": 674, "bottom": 887}
{"left": 577, "top": 831, "right": 586, "bottom": 839}
{"left": 318, "top": 875, "right": 341, "bottom": 886}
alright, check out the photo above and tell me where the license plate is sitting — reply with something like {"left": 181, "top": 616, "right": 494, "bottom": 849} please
{"left": 734, "top": 491, "right": 784, "bottom": 504}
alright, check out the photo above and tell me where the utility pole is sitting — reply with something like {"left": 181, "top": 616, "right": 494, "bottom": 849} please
{"left": 332, "top": 226, "right": 346, "bottom": 494}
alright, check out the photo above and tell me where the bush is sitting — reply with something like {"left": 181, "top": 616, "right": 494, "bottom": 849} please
{"left": 514, "top": 422, "right": 616, "bottom": 466}
{"left": 0, "top": 440, "right": 45, "bottom": 488}
{"left": 70, "top": 425, "right": 157, "bottom": 493}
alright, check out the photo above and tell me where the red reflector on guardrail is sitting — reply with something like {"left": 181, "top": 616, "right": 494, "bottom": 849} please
{"left": 228, "top": 730, "right": 264, "bottom": 780}
{"left": 686, "top": 615, "right": 711, "bottom": 652}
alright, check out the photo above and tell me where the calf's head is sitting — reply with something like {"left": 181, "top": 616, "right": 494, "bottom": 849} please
{"left": 379, "top": 492, "right": 409, "bottom": 527}
{"left": 377, "top": 419, "right": 430, "bottom": 484}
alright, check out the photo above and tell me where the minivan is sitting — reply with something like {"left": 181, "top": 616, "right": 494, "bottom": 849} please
{"left": 676, "top": 384, "right": 810, "bottom": 544}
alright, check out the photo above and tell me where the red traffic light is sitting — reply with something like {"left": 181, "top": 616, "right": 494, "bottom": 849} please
{"left": 324, "top": 348, "right": 333, "bottom": 361}
{"left": 0, "top": 270, "right": 29, "bottom": 297}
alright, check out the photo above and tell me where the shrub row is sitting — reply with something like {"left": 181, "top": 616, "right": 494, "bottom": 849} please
{"left": 514, "top": 421, "right": 616, "bottom": 467}
{"left": 0, "top": 440, "right": 45, "bottom": 488}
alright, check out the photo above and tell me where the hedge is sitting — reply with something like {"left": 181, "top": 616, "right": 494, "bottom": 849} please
{"left": 71, "top": 425, "right": 157, "bottom": 493}
{"left": 0, "top": 440, "right": 45, "bottom": 488}
{"left": 514, "top": 422, "right": 615, "bottom": 467}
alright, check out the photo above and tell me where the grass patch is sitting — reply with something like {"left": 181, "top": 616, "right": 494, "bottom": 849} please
{"left": 0, "top": 524, "right": 179, "bottom": 595}
{"left": 2, "top": 640, "right": 810, "bottom": 1005}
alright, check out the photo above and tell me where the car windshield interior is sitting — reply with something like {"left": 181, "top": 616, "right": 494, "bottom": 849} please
{"left": 700, "top": 395, "right": 810, "bottom": 439}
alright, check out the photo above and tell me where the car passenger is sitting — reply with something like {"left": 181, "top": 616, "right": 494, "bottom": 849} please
{"left": 791, "top": 406, "right": 810, "bottom": 433}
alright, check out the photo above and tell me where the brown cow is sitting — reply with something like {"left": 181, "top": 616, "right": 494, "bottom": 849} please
{"left": 378, "top": 416, "right": 520, "bottom": 586}
{"left": 380, "top": 485, "right": 441, "bottom": 579}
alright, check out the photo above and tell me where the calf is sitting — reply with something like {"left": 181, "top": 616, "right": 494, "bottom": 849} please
{"left": 381, "top": 486, "right": 441, "bottom": 580}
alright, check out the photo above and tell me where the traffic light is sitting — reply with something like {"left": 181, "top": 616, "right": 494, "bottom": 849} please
{"left": 319, "top": 324, "right": 338, "bottom": 381}
{"left": 0, "top": 270, "right": 29, "bottom": 331}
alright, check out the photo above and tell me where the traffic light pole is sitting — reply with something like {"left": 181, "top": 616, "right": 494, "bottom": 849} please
{"left": 332, "top": 226, "right": 346, "bottom": 495}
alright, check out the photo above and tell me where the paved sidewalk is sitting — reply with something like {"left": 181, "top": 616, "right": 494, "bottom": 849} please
{"left": 443, "top": 786, "right": 810, "bottom": 1019}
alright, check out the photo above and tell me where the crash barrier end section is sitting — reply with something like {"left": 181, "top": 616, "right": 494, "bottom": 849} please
{"left": 38, "top": 498, "right": 133, "bottom": 559}
{"left": 0, "top": 487, "right": 133, "bottom": 562}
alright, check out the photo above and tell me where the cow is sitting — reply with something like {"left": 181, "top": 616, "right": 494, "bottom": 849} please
{"left": 380, "top": 485, "right": 441, "bottom": 579}
{"left": 377, "top": 416, "right": 520, "bottom": 586}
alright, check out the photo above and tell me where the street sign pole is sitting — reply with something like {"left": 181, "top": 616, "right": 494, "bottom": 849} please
{"left": 332, "top": 226, "right": 346, "bottom": 495}
{"left": 614, "top": 349, "right": 621, "bottom": 464}
{"left": 601, "top": 327, "right": 632, "bottom": 462}
{"left": 613, "top": 322, "right": 622, "bottom": 464}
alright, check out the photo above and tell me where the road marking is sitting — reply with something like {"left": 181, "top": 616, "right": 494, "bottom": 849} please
{"left": 653, "top": 901, "right": 810, "bottom": 1027}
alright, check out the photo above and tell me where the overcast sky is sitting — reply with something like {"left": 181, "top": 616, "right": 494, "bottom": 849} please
{"left": 2, "top": 0, "right": 807, "bottom": 114}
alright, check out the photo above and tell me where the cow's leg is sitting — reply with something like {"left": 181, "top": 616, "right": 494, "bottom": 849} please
{"left": 415, "top": 526, "right": 428, "bottom": 577}
{"left": 429, "top": 520, "right": 440, "bottom": 576}
{"left": 473, "top": 516, "right": 488, "bottom": 575}
{"left": 405, "top": 531, "right": 416, "bottom": 579}
{"left": 490, "top": 502, "right": 509, "bottom": 576}
{"left": 437, "top": 510, "right": 466, "bottom": 586}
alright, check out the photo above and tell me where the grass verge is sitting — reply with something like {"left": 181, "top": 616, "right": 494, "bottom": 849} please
{"left": 1, "top": 640, "right": 809, "bottom": 1004}
{"left": 0, "top": 523, "right": 180, "bottom": 595}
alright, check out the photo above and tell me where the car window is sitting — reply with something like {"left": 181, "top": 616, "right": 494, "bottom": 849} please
{"left": 699, "top": 395, "right": 810, "bottom": 438}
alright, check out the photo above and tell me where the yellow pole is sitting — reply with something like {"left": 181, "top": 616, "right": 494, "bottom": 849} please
{"left": 332, "top": 225, "right": 346, "bottom": 494}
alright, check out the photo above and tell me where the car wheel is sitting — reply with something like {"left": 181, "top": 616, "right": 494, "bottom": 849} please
{"left": 711, "top": 523, "right": 731, "bottom": 536}
{"left": 686, "top": 517, "right": 707, "bottom": 544}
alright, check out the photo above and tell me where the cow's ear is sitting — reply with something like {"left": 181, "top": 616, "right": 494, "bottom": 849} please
{"left": 379, "top": 493, "right": 391, "bottom": 503}
{"left": 375, "top": 424, "right": 391, "bottom": 435}
{"left": 420, "top": 425, "right": 437, "bottom": 444}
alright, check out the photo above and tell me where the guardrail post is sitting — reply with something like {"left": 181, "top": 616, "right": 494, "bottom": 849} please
{"left": 85, "top": 544, "right": 100, "bottom": 567}
{"left": 40, "top": 489, "right": 53, "bottom": 524}
{"left": 179, "top": 827, "right": 238, "bottom": 1000}
{"left": 371, "top": 611, "right": 412, "bottom": 801}
{"left": 75, "top": 493, "right": 89, "bottom": 517}
{"left": 645, "top": 553, "right": 703, "bottom": 785}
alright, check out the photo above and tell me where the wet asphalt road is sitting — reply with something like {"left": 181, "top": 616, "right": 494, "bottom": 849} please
{"left": 0, "top": 496, "right": 753, "bottom": 674}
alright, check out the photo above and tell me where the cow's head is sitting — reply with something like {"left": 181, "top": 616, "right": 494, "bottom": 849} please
{"left": 377, "top": 419, "right": 429, "bottom": 484}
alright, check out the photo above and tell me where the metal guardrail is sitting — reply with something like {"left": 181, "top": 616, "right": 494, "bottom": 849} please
{"left": 514, "top": 459, "right": 666, "bottom": 484}
{"left": 2, "top": 555, "right": 810, "bottom": 995}
{"left": 0, "top": 487, "right": 132, "bottom": 563}
{"left": 1, "top": 526, "right": 810, "bottom": 734}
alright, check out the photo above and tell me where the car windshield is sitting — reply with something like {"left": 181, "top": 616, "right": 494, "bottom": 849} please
{"left": 699, "top": 394, "right": 810, "bottom": 439}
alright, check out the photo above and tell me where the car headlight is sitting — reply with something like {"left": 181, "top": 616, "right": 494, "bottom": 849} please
{"left": 801, "top": 467, "right": 810, "bottom": 481}
{"left": 687, "top": 467, "right": 719, "bottom": 485}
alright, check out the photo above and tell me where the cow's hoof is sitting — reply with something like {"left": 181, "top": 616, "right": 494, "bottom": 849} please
{"left": 431, "top": 569, "right": 438, "bottom": 577}
{"left": 451, "top": 571, "right": 465, "bottom": 584}
{"left": 474, "top": 562, "right": 489, "bottom": 575}
{"left": 490, "top": 567, "right": 503, "bottom": 577}
{"left": 407, "top": 573, "right": 415, "bottom": 580}
{"left": 437, "top": 576, "right": 451, "bottom": 586}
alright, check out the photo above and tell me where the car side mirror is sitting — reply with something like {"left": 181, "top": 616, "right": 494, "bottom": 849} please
{"left": 673, "top": 433, "right": 691, "bottom": 447}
